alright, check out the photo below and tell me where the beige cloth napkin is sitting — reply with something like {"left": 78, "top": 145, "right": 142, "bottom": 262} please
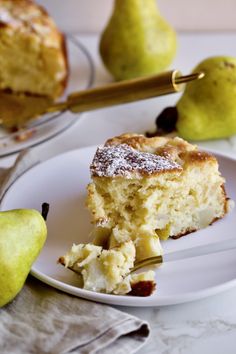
{"left": 0, "top": 151, "right": 150, "bottom": 354}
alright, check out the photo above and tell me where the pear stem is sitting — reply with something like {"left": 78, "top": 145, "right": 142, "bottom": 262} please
{"left": 41, "top": 203, "right": 49, "bottom": 221}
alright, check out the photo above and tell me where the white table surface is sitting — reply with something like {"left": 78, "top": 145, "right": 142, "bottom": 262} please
{"left": 2, "top": 33, "right": 236, "bottom": 354}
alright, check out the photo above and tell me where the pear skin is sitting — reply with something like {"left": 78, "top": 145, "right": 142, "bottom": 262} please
{"left": 100, "top": 0, "right": 177, "bottom": 80}
{"left": 177, "top": 56, "right": 236, "bottom": 140}
{"left": 0, "top": 209, "right": 47, "bottom": 307}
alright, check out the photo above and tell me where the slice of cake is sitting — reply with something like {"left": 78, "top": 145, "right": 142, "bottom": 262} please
{"left": 59, "top": 133, "right": 231, "bottom": 296}
{"left": 59, "top": 241, "right": 156, "bottom": 296}
{"left": 0, "top": 0, "right": 68, "bottom": 128}
{"left": 87, "top": 134, "right": 230, "bottom": 262}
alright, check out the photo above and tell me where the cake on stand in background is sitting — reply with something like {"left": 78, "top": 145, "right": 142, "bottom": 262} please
{"left": 0, "top": 0, "right": 68, "bottom": 130}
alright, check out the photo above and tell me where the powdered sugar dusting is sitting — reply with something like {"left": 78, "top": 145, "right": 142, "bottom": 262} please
{"left": 90, "top": 144, "right": 181, "bottom": 178}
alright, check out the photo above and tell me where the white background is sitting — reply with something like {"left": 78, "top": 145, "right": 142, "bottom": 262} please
{"left": 36, "top": 0, "right": 236, "bottom": 33}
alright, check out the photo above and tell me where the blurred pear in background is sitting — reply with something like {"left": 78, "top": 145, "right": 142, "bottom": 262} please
{"left": 99, "top": 0, "right": 177, "bottom": 81}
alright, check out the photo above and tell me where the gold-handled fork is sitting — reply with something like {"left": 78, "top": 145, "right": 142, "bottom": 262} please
{"left": 132, "top": 237, "right": 236, "bottom": 272}
{"left": 59, "top": 237, "right": 236, "bottom": 277}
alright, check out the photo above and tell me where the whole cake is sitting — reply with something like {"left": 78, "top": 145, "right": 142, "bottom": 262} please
{"left": 59, "top": 133, "right": 231, "bottom": 296}
{"left": 0, "top": 0, "right": 68, "bottom": 128}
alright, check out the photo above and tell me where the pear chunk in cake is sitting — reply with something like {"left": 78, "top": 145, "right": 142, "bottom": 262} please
{"left": 87, "top": 134, "right": 230, "bottom": 261}
{"left": 59, "top": 241, "right": 156, "bottom": 295}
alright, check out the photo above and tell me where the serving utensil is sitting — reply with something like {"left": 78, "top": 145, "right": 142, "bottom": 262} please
{"left": 46, "top": 70, "right": 203, "bottom": 114}
{"left": 132, "top": 237, "right": 236, "bottom": 272}
{"left": 31, "top": 70, "right": 204, "bottom": 122}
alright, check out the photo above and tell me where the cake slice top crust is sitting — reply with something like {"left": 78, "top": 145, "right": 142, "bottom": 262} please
{"left": 105, "top": 133, "right": 219, "bottom": 167}
{"left": 105, "top": 133, "right": 195, "bottom": 155}
{"left": 90, "top": 143, "right": 182, "bottom": 178}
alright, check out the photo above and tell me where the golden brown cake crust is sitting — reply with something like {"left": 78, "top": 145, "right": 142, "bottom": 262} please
{"left": 179, "top": 150, "right": 216, "bottom": 165}
{"left": 106, "top": 133, "right": 170, "bottom": 152}
{"left": 106, "top": 133, "right": 217, "bottom": 166}
{"left": 60, "top": 33, "right": 69, "bottom": 94}
{"left": 129, "top": 280, "right": 156, "bottom": 297}
{"left": 0, "top": 0, "right": 68, "bottom": 128}
{"left": 0, "top": 0, "right": 62, "bottom": 47}
{"left": 0, "top": 0, "right": 68, "bottom": 96}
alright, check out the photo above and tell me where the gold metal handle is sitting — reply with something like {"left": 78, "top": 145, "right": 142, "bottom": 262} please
{"left": 47, "top": 70, "right": 204, "bottom": 115}
{"left": 68, "top": 70, "right": 181, "bottom": 113}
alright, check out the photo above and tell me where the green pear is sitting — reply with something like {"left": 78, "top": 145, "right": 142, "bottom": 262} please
{"left": 99, "top": 0, "right": 177, "bottom": 80}
{"left": 177, "top": 56, "right": 236, "bottom": 140}
{"left": 0, "top": 209, "right": 47, "bottom": 307}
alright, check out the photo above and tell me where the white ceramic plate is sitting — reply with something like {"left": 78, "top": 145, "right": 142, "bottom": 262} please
{"left": 1, "top": 146, "right": 236, "bottom": 307}
{"left": 0, "top": 36, "right": 95, "bottom": 158}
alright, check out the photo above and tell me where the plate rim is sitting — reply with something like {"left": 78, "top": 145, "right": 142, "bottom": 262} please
{"left": 1, "top": 145, "right": 236, "bottom": 307}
